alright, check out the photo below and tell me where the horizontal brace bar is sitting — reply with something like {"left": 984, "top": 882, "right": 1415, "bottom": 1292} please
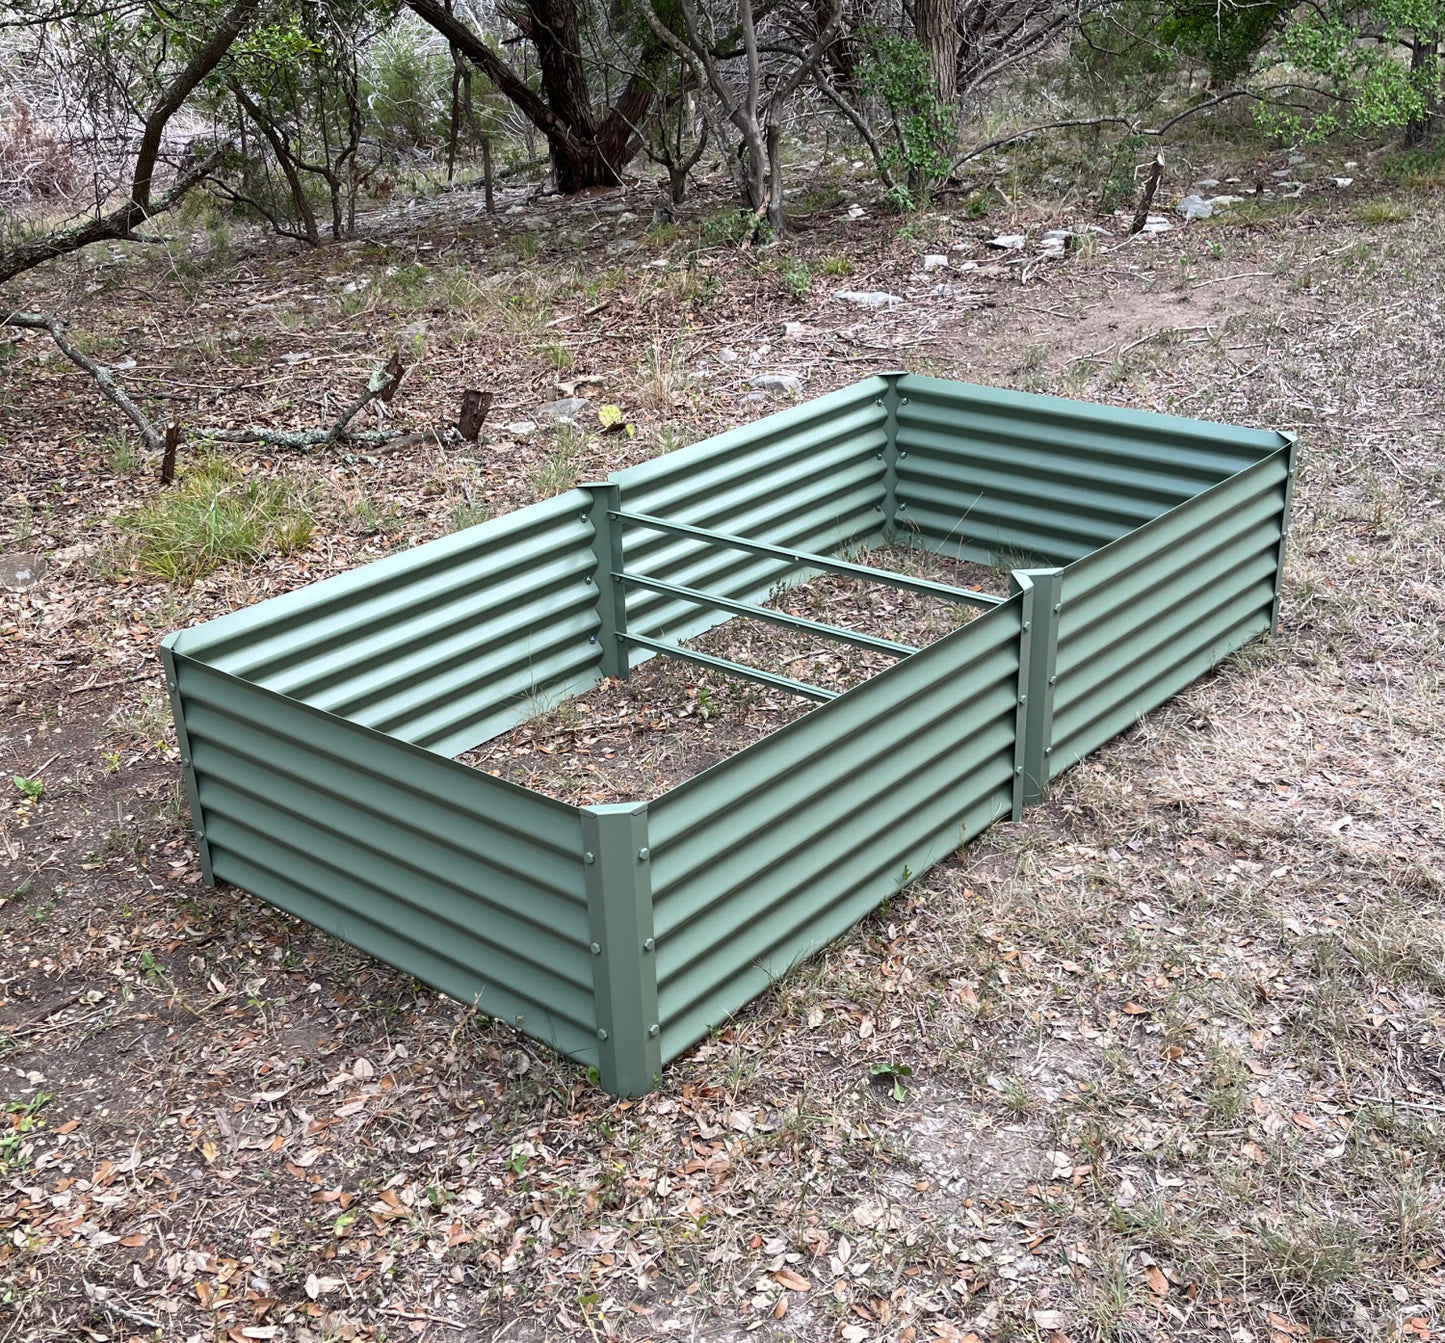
{"left": 617, "top": 631, "right": 839, "bottom": 703}
{"left": 613, "top": 510, "right": 1004, "bottom": 609}
{"left": 617, "top": 570, "right": 919, "bottom": 659}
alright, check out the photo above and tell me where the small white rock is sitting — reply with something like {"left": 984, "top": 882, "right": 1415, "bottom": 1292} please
{"left": 922, "top": 254, "right": 949, "bottom": 271}
{"left": 834, "top": 290, "right": 903, "bottom": 308}
{"left": 847, "top": 204, "right": 865, "bottom": 219}
{"left": 988, "top": 234, "right": 1027, "bottom": 249}
{"left": 1333, "top": 177, "right": 1353, "bottom": 188}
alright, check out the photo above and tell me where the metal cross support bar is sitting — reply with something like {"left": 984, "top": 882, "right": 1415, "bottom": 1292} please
{"left": 617, "top": 631, "right": 840, "bottom": 702}
{"left": 617, "top": 570, "right": 919, "bottom": 659}
{"left": 612, "top": 510, "right": 1005, "bottom": 609}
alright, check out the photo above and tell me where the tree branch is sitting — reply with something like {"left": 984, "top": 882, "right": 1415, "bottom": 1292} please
{"left": 5, "top": 310, "right": 165, "bottom": 452}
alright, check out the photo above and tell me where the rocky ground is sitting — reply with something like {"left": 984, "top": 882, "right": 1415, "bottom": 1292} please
{"left": 1, "top": 144, "right": 1442, "bottom": 1343}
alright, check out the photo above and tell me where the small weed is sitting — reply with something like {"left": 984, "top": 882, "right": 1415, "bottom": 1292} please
{"left": 117, "top": 456, "right": 313, "bottom": 583}
{"left": 868, "top": 1061, "right": 914, "bottom": 1102}
{"left": 12, "top": 775, "right": 42, "bottom": 801}
{"left": 536, "top": 337, "right": 574, "bottom": 371}
{"left": 110, "top": 688, "right": 172, "bottom": 745}
{"left": 1355, "top": 198, "right": 1411, "bottom": 225}
{"left": 107, "top": 432, "right": 139, "bottom": 477}
{"left": 778, "top": 256, "right": 812, "bottom": 298}
{"left": 449, "top": 498, "right": 490, "bottom": 532}
{"left": 820, "top": 254, "right": 853, "bottom": 277}
{"left": 528, "top": 430, "right": 582, "bottom": 498}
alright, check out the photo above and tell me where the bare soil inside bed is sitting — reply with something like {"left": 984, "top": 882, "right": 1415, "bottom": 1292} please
{"left": 458, "top": 544, "right": 1006, "bottom": 802}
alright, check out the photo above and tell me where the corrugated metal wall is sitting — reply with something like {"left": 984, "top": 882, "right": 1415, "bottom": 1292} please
{"left": 892, "top": 374, "right": 1285, "bottom": 566}
{"left": 170, "top": 492, "right": 603, "bottom": 758}
{"left": 612, "top": 378, "right": 889, "bottom": 649}
{"left": 1049, "top": 450, "right": 1292, "bottom": 773}
{"left": 646, "top": 595, "right": 1024, "bottom": 1062}
{"left": 173, "top": 655, "right": 601, "bottom": 1067}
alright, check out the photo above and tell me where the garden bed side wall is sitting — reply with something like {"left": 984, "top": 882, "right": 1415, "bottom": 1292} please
{"left": 1048, "top": 446, "right": 1295, "bottom": 776}
{"left": 166, "top": 650, "right": 603, "bottom": 1069}
{"left": 169, "top": 490, "right": 606, "bottom": 759}
{"left": 891, "top": 373, "right": 1286, "bottom": 568}
{"left": 612, "top": 377, "right": 892, "bottom": 652}
{"left": 645, "top": 592, "right": 1027, "bottom": 1064}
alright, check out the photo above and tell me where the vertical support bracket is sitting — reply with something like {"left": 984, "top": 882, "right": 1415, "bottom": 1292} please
{"left": 878, "top": 371, "right": 905, "bottom": 540}
{"left": 1011, "top": 567, "right": 1063, "bottom": 812}
{"left": 581, "top": 802, "right": 660, "bottom": 1097}
{"left": 579, "top": 481, "right": 629, "bottom": 680}
{"left": 159, "top": 638, "right": 214, "bottom": 887}
{"left": 1270, "top": 433, "right": 1297, "bottom": 634}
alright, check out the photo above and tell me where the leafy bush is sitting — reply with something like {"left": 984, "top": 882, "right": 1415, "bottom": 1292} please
{"left": 858, "top": 34, "right": 953, "bottom": 198}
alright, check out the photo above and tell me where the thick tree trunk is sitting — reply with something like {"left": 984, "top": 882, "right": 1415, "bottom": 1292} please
{"left": 1406, "top": 36, "right": 1438, "bottom": 148}
{"left": 407, "top": 0, "right": 656, "bottom": 193}
{"left": 916, "top": 0, "right": 959, "bottom": 107}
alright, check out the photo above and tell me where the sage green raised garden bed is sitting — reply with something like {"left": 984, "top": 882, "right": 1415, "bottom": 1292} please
{"left": 161, "top": 373, "right": 1294, "bottom": 1096}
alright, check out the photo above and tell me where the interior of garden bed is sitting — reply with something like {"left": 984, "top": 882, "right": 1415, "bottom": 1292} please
{"left": 459, "top": 543, "right": 1007, "bottom": 804}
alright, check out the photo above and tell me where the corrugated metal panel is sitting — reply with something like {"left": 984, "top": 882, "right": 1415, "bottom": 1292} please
{"left": 170, "top": 492, "right": 602, "bottom": 757}
{"left": 647, "top": 595, "right": 1024, "bottom": 1061}
{"left": 1049, "top": 451, "right": 1291, "bottom": 772}
{"left": 893, "top": 374, "right": 1284, "bottom": 566}
{"left": 611, "top": 379, "right": 889, "bottom": 649}
{"left": 173, "top": 654, "right": 600, "bottom": 1067}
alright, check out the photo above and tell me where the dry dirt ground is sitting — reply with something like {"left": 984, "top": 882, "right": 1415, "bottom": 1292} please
{"left": 1, "top": 151, "right": 1443, "bottom": 1343}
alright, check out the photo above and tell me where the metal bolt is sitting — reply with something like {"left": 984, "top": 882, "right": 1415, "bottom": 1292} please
{"left": 1044, "top": 746, "right": 1053, "bottom": 756}
{"left": 584, "top": 851, "right": 595, "bottom": 864}
{"left": 515, "top": 1014, "right": 525, "bottom": 1026}
{"left": 642, "top": 937, "right": 655, "bottom": 952}
{"left": 195, "top": 828, "right": 205, "bottom": 839}
{"left": 181, "top": 757, "right": 190, "bottom": 767}
{"left": 875, "top": 504, "right": 883, "bottom": 512}
{"left": 1022, "top": 620, "right": 1031, "bottom": 631}
{"left": 167, "top": 681, "right": 177, "bottom": 692}
{"left": 581, "top": 514, "right": 589, "bottom": 523}
{"left": 585, "top": 575, "right": 594, "bottom": 584}
{"left": 875, "top": 397, "right": 884, "bottom": 406}
{"left": 1018, "top": 695, "right": 1027, "bottom": 705}
{"left": 875, "top": 451, "right": 883, "bottom": 460}
{"left": 588, "top": 635, "right": 597, "bottom": 644}
{"left": 649, "top": 1024, "right": 660, "bottom": 1037}
{"left": 898, "top": 501, "right": 908, "bottom": 510}
{"left": 597, "top": 1028, "right": 608, "bottom": 1041}
{"left": 590, "top": 942, "right": 601, "bottom": 955}
{"left": 900, "top": 396, "right": 910, "bottom": 405}
{"left": 1048, "top": 674, "right": 1057, "bottom": 685}
{"left": 1016, "top": 765, "right": 1024, "bottom": 775}
{"left": 637, "top": 847, "right": 650, "bottom": 862}
{"left": 1053, "top": 602, "right": 1062, "bottom": 613}
{"left": 899, "top": 451, "right": 908, "bottom": 459}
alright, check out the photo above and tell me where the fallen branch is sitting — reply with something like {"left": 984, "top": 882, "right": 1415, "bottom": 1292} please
{"left": 4, "top": 310, "right": 166, "bottom": 453}
{"left": 7, "top": 313, "right": 430, "bottom": 455}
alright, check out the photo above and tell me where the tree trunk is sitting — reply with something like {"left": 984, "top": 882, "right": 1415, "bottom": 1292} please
{"left": 765, "top": 123, "right": 785, "bottom": 236}
{"left": 407, "top": 0, "right": 658, "bottom": 193}
{"left": 1406, "top": 36, "right": 1438, "bottom": 148}
{"left": 916, "top": 0, "right": 959, "bottom": 107}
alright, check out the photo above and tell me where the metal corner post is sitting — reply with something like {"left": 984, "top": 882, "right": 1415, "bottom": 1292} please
{"left": 581, "top": 802, "right": 660, "bottom": 1096}
{"left": 1270, "top": 433, "right": 1297, "bottom": 634}
{"left": 878, "top": 371, "right": 905, "bottom": 538}
{"left": 579, "top": 481, "right": 629, "bottom": 679}
{"left": 159, "top": 639, "right": 214, "bottom": 886}
{"left": 1011, "top": 568, "right": 1063, "bottom": 810}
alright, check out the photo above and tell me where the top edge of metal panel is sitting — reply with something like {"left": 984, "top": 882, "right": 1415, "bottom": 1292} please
{"left": 894, "top": 373, "right": 1286, "bottom": 454}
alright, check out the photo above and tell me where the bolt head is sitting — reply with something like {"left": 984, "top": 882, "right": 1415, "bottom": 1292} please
{"left": 590, "top": 941, "right": 601, "bottom": 955}
{"left": 597, "top": 1028, "right": 608, "bottom": 1041}
{"left": 649, "top": 1024, "right": 660, "bottom": 1037}
{"left": 637, "top": 847, "right": 650, "bottom": 862}
{"left": 642, "top": 937, "right": 655, "bottom": 952}
{"left": 584, "top": 850, "right": 595, "bottom": 864}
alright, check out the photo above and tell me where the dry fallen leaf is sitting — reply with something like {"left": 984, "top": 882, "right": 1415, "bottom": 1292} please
{"left": 1144, "top": 1265, "right": 1168, "bottom": 1296}
{"left": 774, "top": 1268, "right": 811, "bottom": 1293}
